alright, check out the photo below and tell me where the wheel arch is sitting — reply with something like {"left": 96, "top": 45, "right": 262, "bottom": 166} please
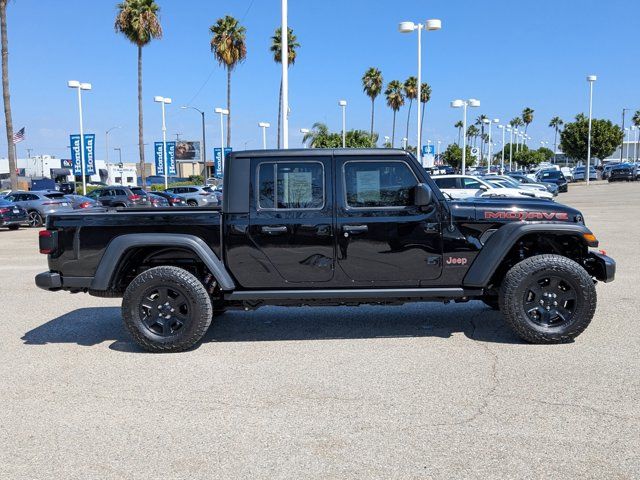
{"left": 90, "top": 233, "right": 235, "bottom": 293}
{"left": 463, "top": 222, "right": 596, "bottom": 289}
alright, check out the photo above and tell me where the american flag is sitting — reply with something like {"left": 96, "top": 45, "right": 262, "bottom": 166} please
{"left": 12, "top": 127, "right": 25, "bottom": 144}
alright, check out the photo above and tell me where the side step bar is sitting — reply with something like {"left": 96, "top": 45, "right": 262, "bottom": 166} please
{"left": 226, "top": 288, "right": 482, "bottom": 301}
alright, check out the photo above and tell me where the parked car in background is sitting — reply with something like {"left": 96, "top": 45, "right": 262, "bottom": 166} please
{"left": 0, "top": 198, "right": 27, "bottom": 230}
{"left": 481, "top": 176, "right": 554, "bottom": 199}
{"left": 535, "top": 169, "right": 569, "bottom": 192}
{"left": 431, "top": 175, "right": 542, "bottom": 200}
{"left": 151, "top": 190, "right": 188, "bottom": 207}
{"left": 148, "top": 192, "right": 170, "bottom": 207}
{"left": 86, "top": 187, "right": 147, "bottom": 209}
{"left": 505, "top": 173, "right": 560, "bottom": 195}
{"left": 57, "top": 182, "right": 75, "bottom": 194}
{"left": 572, "top": 166, "right": 597, "bottom": 182}
{"left": 2, "top": 191, "right": 74, "bottom": 227}
{"left": 129, "top": 186, "right": 152, "bottom": 206}
{"left": 602, "top": 163, "right": 620, "bottom": 180}
{"left": 560, "top": 167, "right": 574, "bottom": 182}
{"left": 64, "top": 195, "right": 106, "bottom": 211}
{"left": 164, "top": 185, "right": 219, "bottom": 207}
{"left": 608, "top": 163, "right": 638, "bottom": 182}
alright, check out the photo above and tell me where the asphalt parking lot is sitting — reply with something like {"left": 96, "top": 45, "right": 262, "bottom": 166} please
{"left": 0, "top": 182, "right": 638, "bottom": 479}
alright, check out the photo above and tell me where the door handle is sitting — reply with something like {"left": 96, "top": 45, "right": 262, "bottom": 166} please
{"left": 261, "top": 225, "right": 288, "bottom": 234}
{"left": 343, "top": 225, "right": 368, "bottom": 234}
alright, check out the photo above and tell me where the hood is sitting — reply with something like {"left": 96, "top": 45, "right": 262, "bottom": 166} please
{"left": 450, "top": 196, "right": 584, "bottom": 224}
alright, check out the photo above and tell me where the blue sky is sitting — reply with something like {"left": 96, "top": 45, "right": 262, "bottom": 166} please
{"left": 4, "top": 0, "right": 638, "bottom": 161}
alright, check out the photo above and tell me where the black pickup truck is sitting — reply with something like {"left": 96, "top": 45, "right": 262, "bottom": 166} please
{"left": 36, "top": 149, "right": 615, "bottom": 352}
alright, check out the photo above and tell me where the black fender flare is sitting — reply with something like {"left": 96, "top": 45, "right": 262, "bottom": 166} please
{"left": 90, "top": 233, "right": 235, "bottom": 292}
{"left": 463, "top": 222, "right": 596, "bottom": 288}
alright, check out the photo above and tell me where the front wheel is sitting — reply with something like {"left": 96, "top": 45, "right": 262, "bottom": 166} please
{"left": 122, "top": 266, "right": 213, "bottom": 352}
{"left": 500, "top": 254, "right": 596, "bottom": 344}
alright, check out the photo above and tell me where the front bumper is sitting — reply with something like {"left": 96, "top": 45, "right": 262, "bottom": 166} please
{"left": 585, "top": 251, "right": 615, "bottom": 283}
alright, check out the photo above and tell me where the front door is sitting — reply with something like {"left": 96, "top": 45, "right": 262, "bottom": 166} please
{"left": 246, "top": 156, "right": 335, "bottom": 287}
{"left": 335, "top": 158, "right": 442, "bottom": 286}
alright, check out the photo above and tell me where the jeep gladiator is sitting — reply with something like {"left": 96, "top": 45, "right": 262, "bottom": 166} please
{"left": 35, "top": 149, "right": 615, "bottom": 352}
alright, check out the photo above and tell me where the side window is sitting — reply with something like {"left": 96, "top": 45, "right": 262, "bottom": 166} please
{"left": 434, "top": 177, "right": 459, "bottom": 189}
{"left": 462, "top": 178, "right": 482, "bottom": 189}
{"left": 257, "top": 161, "right": 324, "bottom": 210}
{"left": 189, "top": 187, "right": 199, "bottom": 193}
{"left": 115, "top": 189, "right": 126, "bottom": 196}
{"left": 26, "top": 194, "right": 40, "bottom": 201}
{"left": 100, "top": 190, "right": 112, "bottom": 197}
{"left": 343, "top": 161, "right": 417, "bottom": 208}
{"left": 5, "top": 194, "right": 17, "bottom": 201}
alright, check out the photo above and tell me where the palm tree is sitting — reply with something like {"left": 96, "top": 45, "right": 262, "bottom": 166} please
{"left": 466, "top": 125, "right": 479, "bottom": 147}
{"left": 302, "top": 122, "right": 332, "bottom": 148}
{"left": 419, "top": 82, "right": 431, "bottom": 146}
{"left": 270, "top": 26, "right": 299, "bottom": 148}
{"left": 403, "top": 76, "right": 417, "bottom": 143}
{"left": 632, "top": 111, "right": 640, "bottom": 162}
{"left": 361, "top": 67, "right": 383, "bottom": 140}
{"left": 0, "top": 0, "right": 15, "bottom": 190}
{"left": 475, "top": 115, "right": 488, "bottom": 161}
{"left": 522, "top": 107, "right": 534, "bottom": 145}
{"left": 115, "top": 0, "right": 162, "bottom": 187}
{"left": 454, "top": 120, "right": 463, "bottom": 146}
{"left": 549, "top": 116, "right": 564, "bottom": 163}
{"left": 210, "top": 15, "right": 247, "bottom": 146}
{"left": 385, "top": 80, "right": 404, "bottom": 147}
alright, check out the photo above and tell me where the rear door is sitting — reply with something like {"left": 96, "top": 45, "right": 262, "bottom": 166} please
{"left": 246, "top": 155, "right": 335, "bottom": 285}
{"left": 335, "top": 157, "right": 442, "bottom": 286}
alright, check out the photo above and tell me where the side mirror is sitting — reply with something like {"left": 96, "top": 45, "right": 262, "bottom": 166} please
{"left": 415, "top": 183, "right": 433, "bottom": 207}
{"left": 478, "top": 184, "right": 489, "bottom": 191}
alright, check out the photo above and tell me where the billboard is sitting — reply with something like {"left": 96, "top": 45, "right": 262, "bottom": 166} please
{"left": 154, "top": 141, "right": 177, "bottom": 176}
{"left": 70, "top": 134, "right": 96, "bottom": 175}
{"left": 175, "top": 141, "right": 201, "bottom": 161}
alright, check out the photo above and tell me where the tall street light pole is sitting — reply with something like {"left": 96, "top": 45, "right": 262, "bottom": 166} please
{"left": 339, "top": 100, "right": 347, "bottom": 148}
{"left": 181, "top": 106, "right": 207, "bottom": 179}
{"left": 281, "top": 0, "right": 289, "bottom": 149}
{"left": 154, "top": 96, "right": 172, "bottom": 189}
{"left": 399, "top": 18, "right": 441, "bottom": 167}
{"left": 215, "top": 107, "right": 229, "bottom": 175}
{"left": 451, "top": 98, "right": 480, "bottom": 175}
{"left": 508, "top": 127, "right": 514, "bottom": 171}
{"left": 258, "top": 122, "right": 270, "bottom": 149}
{"left": 586, "top": 75, "right": 597, "bottom": 186}
{"left": 498, "top": 125, "right": 506, "bottom": 173}
{"left": 68, "top": 80, "right": 92, "bottom": 195}
{"left": 114, "top": 147, "right": 123, "bottom": 184}
{"left": 620, "top": 108, "right": 631, "bottom": 163}
{"left": 105, "top": 126, "right": 121, "bottom": 170}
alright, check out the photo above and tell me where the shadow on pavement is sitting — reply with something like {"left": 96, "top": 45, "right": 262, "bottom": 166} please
{"left": 22, "top": 302, "right": 524, "bottom": 352}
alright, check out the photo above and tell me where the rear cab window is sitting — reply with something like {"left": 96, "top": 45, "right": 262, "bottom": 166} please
{"left": 257, "top": 161, "right": 324, "bottom": 210}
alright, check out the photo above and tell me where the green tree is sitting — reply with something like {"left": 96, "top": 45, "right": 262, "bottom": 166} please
{"left": 510, "top": 117, "right": 524, "bottom": 129}
{"left": 633, "top": 110, "right": 640, "bottom": 128}
{"left": 538, "top": 147, "right": 554, "bottom": 161}
{"left": 442, "top": 143, "right": 474, "bottom": 170}
{"left": 210, "top": 15, "right": 247, "bottom": 146}
{"left": 270, "top": 26, "right": 299, "bottom": 149}
{"left": 361, "top": 67, "right": 383, "bottom": 140}
{"left": 466, "top": 125, "right": 479, "bottom": 146}
{"left": 403, "top": 76, "right": 417, "bottom": 144}
{"left": 385, "top": 80, "right": 404, "bottom": 147}
{"left": 514, "top": 149, "right": 545, "bottom": 168}
{"left": 454, "top": 120, "right": 463, "bottom": 146}
{"left": 522, "top": 107, "right": 535, "bottom": 138}
{"left": 115, "top": 0, "right": 163, "bottom": 187}
{"left": 559, "top": 114, "right": 624, "bottom": 162}
{"left": 419, "top": 82, "right": 431, "bottom": 146}
{"left": 549, "top": 116, "right": 564, "bottom": 162}
{"left": 302, "top": 122, "right": 377, "bottom": 148}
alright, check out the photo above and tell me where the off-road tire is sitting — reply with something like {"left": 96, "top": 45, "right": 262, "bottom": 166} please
{"left": 500, "top": 254, "right": 596, "bottom": 344}
{"left": 122, "top": 266, "right": 213, "bottom": 352}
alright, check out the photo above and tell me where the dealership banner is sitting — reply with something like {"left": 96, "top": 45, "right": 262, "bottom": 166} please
{"left": 213, "top": 147, "right": 232, "bottom": 176}
{"left": 175, "top": 141, "right": 201, "bottom": 161}
{"left": 69, "top": 134, "right": 96, "bottom": 175}
{"left": 154, "top": 141, "right": 177, "bottom": 176}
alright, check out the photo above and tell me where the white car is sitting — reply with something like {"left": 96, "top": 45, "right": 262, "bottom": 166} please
{"left": 432, "top": 175, "right": 549, "bottom": 200}
{"left": 481, "top": 176, "right": 554, "bottom": 199}
{"left": 561, "top": 167, "right": 573, "bottom": 182}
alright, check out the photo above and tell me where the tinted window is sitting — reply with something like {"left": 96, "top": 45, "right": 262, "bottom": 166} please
{"left": 100, "top": 190, "right": 112, "bottom": 197}
{"left": 462, "top": 178, "right": 482, "bottom": 189}
{"left": 115, "top": 189, "right": 127, "bottom": 196}
{"left": 26, "top": 194, "right": 39, "bottom": 200}
{"left": 343, "top": 161, "right": 415, "bottom": 208}
{"left": 258, "top": 161, "right": 324, "bottom": 210}
{"left": 45, "top": 193, "right": 66, "bottom": 199}
{"left": 434, "top": 177, "right": 458, "bottom": 189}
{"left": 188, "top": 187, "right": 199, "bottom": 193}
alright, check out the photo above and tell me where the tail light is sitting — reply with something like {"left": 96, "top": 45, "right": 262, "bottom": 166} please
{"left": 128, "top": 194, "right": 141, "bottom": 201}
{"left": 79, "top": 202, "right": 91, "bottom": 209}
{"left": 170, "top": 198, "right": 182, "bottom": 204}
{"left": 0, "top": 207, "right": 9, "bottom": 214}
{"left": 199, "top": 192, "right": 211, "bottom": 196}
{"left": 41, "top": 201, "right": 63, "bottom": 206}
{"left": 39, "top": 230, "right": 58, "bottom": 255}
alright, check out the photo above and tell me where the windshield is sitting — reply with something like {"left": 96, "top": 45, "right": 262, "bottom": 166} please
{"left": 495, "top": 176, "right": 520, "bottom": 187}
{"left": 482, "top": 178, "right": 505, "bottom": 189}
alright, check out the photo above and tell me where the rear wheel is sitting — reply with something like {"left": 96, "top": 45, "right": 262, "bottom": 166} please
{"left": 187, "top": 200, "right": 198, "bottom": 207}
{"left": 27, "top": 211, "right": 43, "bottom": 228}
{"left": 500, "top": 254, "right": 596, "bottom": 344}
{"left": 122, "top": 266, "right": 213, "bottom": 352}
